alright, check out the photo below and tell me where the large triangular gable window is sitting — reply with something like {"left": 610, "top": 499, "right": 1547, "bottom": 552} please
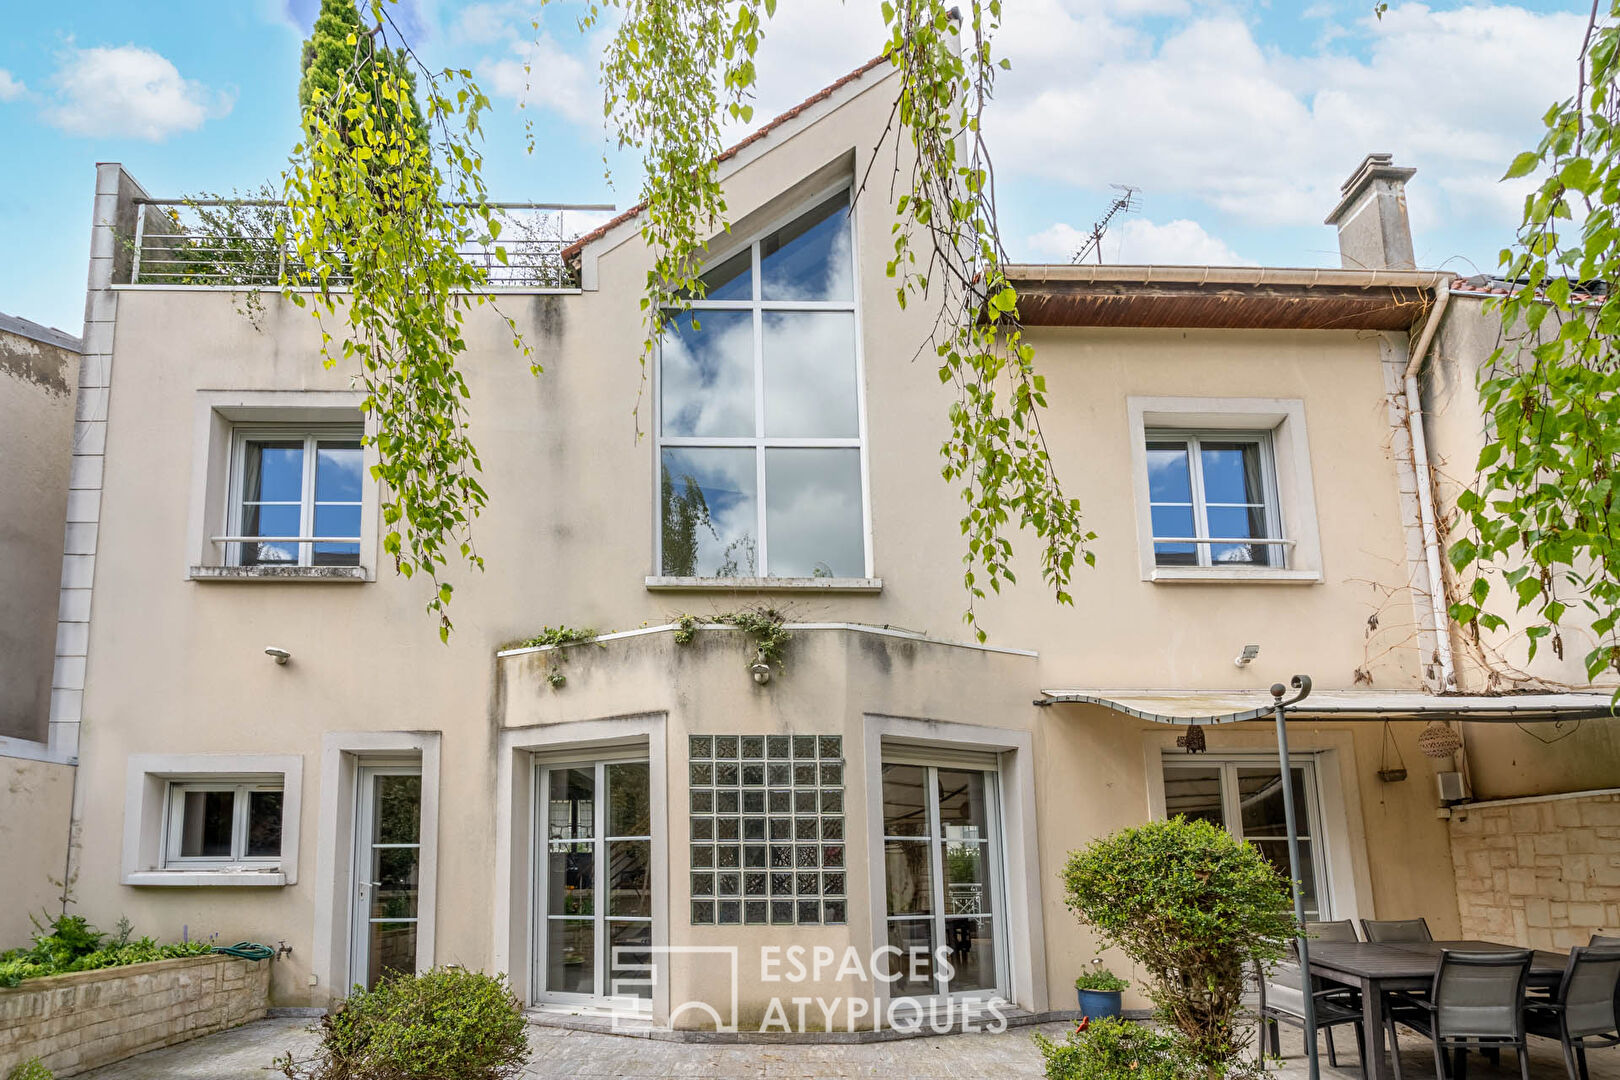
{"left": 655, "top": 189, "right": 870, "bottom": 580}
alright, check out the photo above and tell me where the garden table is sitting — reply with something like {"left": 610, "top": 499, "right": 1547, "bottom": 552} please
{"left": 1305, "top": 939, "right": 1567, "bottom": 1080}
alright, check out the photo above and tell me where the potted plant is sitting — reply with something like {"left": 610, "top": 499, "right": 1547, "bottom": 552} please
{"left": 1073, "top": 965, "right": 1129, "bottom": 1018}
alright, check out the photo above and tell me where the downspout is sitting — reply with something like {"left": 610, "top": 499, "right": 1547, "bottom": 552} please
{"left": 1403, "top": 278, "right": 1456, "bottom": 692}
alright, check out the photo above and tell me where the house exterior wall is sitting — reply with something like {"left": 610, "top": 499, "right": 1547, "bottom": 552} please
{"left": 0, "top": 757, "right": 74, "bottom": 947}
{"left": 0, "top": 319, "right": 79, "bottom": 743}
{"left": 1448, "top": 789, "right": 1620, "bottom": 950}
{"left": 59, "top": 65, "right": 1491, "bottom": 1022}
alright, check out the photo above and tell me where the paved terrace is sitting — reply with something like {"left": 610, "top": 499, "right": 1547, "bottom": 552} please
{"left": 75, "top": 1016, "right": 1620, "bottom": 1079}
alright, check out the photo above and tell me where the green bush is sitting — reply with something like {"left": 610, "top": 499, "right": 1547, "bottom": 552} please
{"left": 276, "top": 967, "right": 529, "bottom": 1080}
{"left": 1060, "top": 817, "right": 1294, "bottom": 1072}
{"left": 0, "top": 914, "right": 213, "bottom": 987}
{"left": 1073, "top": 968, "right": 1129, "bottom": 992}
{"left": 6, "top": 1058, "right": 54, "bottom": 1080}
{"left": 1034, "top": 1018, "right": 1198, "bottom": 1080}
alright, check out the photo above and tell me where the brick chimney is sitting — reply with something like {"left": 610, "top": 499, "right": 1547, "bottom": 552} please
{"left": 1324, "top": 153, "right": 1417, "bottom": 270}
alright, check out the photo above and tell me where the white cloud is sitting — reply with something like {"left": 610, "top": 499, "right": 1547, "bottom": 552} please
{"left": 44, "top": 45, "right": 232, "bottom": 140}
{"left": 482, "top": 30, "right": 599, "bottom": 125}
{"left": 0, "top": 70, "right": 24, "bottom": 102}
{"left": 1026, "top": 217, "right": 1255, "bottom": 265}
{"left": 992, "top": 3, "right": 1587, "bottom": 229}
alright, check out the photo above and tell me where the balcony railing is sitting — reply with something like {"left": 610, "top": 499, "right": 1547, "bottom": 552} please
{"left": 127, "top": 197, "right": 614, "bottom": 290}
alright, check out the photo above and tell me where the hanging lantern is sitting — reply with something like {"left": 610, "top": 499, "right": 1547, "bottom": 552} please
{"left": 1417, "top": 719, "right": 1462, "bottom": 758}
{"left": 1177, "top": 724, "right": 1207, "bottom": 753}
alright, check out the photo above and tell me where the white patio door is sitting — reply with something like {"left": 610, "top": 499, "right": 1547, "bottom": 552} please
{"left": 880, "top": 760, "right": 1008, "bottom": 1003}
{"left": 350, "top": 765, "right": 423, "bottom": 989}
{"left": 1161, "top": 756, "right": 1331, "bottom": 918}
{"left": 533, "top": 758, "right": 653, "bottom": 1009}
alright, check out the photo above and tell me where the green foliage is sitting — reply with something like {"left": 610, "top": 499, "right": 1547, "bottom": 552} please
{"left": 1060, "top": 818, "right": 1295, "bottom": 1070}
{"left": 275, "top": 967, "right": 529, "bottom": 1080}
{"left": 5, "top": 1058, "right": 54, "bottom": 1080}
{"left": 0, "top": 913, "right": 213, "bottom": 987}
{"left": 514, "top": 625, "right": 600, "bottom": 649}
{"left": 283, "top": 0, "right": 533, "bottom": 641}
{"left": 1447, "top": 3, "right": 1620, "bottom": 687}
{"left": 1073, "top": 968, "right": 1129, "bottom": 992}
{"left": 589, "top": 0, "right": 1092, "bottom": 641}
{"left": 299, "top": 0, "right": 427, "bottom": 144}
{"left": 672, "top": 608, "right": 791, "bottom": 670}
{"left": 1033, "top": 1018, "right": 1201, "bottom": 1080}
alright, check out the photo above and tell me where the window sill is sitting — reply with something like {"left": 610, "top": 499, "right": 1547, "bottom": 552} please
{"left": 1149, "top": 567, "right": 1321, "bottom": 585}
{"left": 124, "top": 869, "right": 287, "bottom": 887}
{"left": 644, "top": 576, "right": 883, "bottom": 593}
{"left": 188, "top": 565, "right": 368, "bottom": 583}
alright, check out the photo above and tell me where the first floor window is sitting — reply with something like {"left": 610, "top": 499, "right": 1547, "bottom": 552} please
{"left": 1147, "top": 431, "right": 1282, "bottom": 568}
{"left": 164, "top": 781, "right": 283, "bottom": 865}
{"left": 1161, "top": 756, "right": 1328, "bottom": 918}
{"left": 229, "top": 427, "right": 363, "bottom": 567}
{"left": 881, "top": 761, "right": 1005, "bottom": 999}
{"left": 655, "top": 189, "right": 868, "bottom": 579}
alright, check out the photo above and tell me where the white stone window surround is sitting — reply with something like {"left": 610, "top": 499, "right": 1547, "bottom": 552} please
{"left": 122, "top": 753, "right": 303, "bottom": 887}
{"left": 184, "top": 390, "right": 378, "bottom": 582}
{"left": 492, "top": 714, "right": 669, "bottom": 1018}
{"left": 1141, "top": 727, "right": 1374, "bottom": 924}
{"left": 859, "top": 715, "right": 1049, "bottom": 1019}
{"left": 1126, "top": 396, "right": 1324, "bottom": 584}
{"left": 649, "top": 180, "right": 876, "bottom": 588}
{"left": 310, "top": 731, "right": 441, "bottom": 1003}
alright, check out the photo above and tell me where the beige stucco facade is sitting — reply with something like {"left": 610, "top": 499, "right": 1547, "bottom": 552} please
{"left": 10, "top": 62, "right": 1613, "bottom": 1027}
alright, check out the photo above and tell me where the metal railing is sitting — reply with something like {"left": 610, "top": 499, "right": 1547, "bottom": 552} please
{"left": 129, "top": 197, "right": 614, "bottom": 290}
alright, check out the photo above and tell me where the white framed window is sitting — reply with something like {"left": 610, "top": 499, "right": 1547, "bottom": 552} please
{"left": 654, "top": 187, "right": 871, "bottom": 581}
{"left": 1161, "top": 756, "right": 1332, "bottom": 919}
{"left": 122, "top": 754, "right": 302, "bottom": 886}
{"left": 163, "top": 780, "right": 284, "bottom": 867}
{"left": 532, "top": 756, "right": 654, "bottom": 1010}
{"left": 1127, "top": 397, "right": 1323, "bottom": 584}
{"left": 1146, "top": 430, "right": 1284, "bottom": 568}
{"left": 879, "top": 759, "right": 1008, "bottom": 1002}
{"left": 225, "top": 427, "right": 364, "bottom": 567}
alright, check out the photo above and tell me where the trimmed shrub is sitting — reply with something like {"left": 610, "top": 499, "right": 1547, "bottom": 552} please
{"left": 276, "top": 967, "right": 529, "bottom": 1080}
{"left": 1060, "top": 817, "right": 1294, "bottom": 1072}
{"left": 1034, "top": 1018, "right": 1198, "bottom": 1080}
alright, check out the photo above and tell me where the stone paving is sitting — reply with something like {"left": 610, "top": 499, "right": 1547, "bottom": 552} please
{"left": 72, "top": 1014, "right": 1620, "bottom": 1079}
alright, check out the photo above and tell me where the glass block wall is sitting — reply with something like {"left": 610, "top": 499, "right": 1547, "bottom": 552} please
{"left": 688, "top": 734, "right": 846, "bottom": 925}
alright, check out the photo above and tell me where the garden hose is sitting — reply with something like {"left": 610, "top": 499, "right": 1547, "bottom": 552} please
{"left": 212, "top": 942, "right": 275, "bottom": 961}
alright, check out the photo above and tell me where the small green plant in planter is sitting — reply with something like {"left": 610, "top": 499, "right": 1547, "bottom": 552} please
{"left": 1072, "top": 966, "right": 1129, "bottom": 1018}
{"left": 6, "top": 1058, "right": 55, "bottom": 1080}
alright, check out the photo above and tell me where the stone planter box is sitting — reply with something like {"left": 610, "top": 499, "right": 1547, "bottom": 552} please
{"left": 0, "top": 953, "right": 270, "bottom": 1078}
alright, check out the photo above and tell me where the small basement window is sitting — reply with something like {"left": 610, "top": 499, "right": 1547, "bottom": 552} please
{"left": 163, "top": 781, "right": 284, "bottom": 867}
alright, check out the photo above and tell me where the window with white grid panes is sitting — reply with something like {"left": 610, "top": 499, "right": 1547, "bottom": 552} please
{"left": 688, "top": 734, "right": 845, "bottom": 925}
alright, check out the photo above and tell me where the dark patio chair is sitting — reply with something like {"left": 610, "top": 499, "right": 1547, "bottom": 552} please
{"left": 1524, "top": 945, "right": 1620, "bottom": 1080}
{"left": 1389, "top": 948, "right": 1534, "bottom": 1080}
{"left": 1257, "top": 959, "right": 1378, "bottom": 1076}
{"left": 1592, "top": 934, "right": 1620, "bottom": 948}
{"left": 1362, "top": 917, "right": 1433, "bottom": 943}
{"left": 1309, "top": 919, "right": 1362, "bottom": 943}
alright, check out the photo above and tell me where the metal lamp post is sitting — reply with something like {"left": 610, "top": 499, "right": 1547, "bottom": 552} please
{"left": 1272, "top": 674, "right": 1316, "bottom": 1080}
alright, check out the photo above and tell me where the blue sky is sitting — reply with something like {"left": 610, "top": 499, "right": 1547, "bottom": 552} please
{"left": 0, "top": 0, "right": 1594, "bottom": 335}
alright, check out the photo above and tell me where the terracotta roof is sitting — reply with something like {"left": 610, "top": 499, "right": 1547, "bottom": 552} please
{"left": 560, "top": 53, "right": 891, "bottom": 264}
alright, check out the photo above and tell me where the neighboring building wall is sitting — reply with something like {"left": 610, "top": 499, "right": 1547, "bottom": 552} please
{"left": 0, "top": 314, "right": 80, "bottom": 743}
{"left": 0, "top": 757, "right": 73, "bottom": 947}
{"left": 1449, "top": 790, "right": 1620, "bottom": 948}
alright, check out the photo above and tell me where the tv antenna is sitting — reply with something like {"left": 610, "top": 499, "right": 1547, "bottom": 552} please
{"left": 1072, "top": 184, "right": 1140, "bottom": 264}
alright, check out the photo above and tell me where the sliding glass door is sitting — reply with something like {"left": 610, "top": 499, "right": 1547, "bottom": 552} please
{"left": 880, "top": 762, "right": 1006, "bottom": 1002}
{"left": 533, "top": 758, "right": 653, "bottom": 1009}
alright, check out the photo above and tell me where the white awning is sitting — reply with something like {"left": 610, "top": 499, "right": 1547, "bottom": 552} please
{"left": 1035, "top": 688, "right": 1618, "bottom": 726}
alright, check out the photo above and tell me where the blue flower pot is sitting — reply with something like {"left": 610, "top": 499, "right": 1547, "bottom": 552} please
{"left": 1077, "top": 988, "right": 1123, "bottom": 1019}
